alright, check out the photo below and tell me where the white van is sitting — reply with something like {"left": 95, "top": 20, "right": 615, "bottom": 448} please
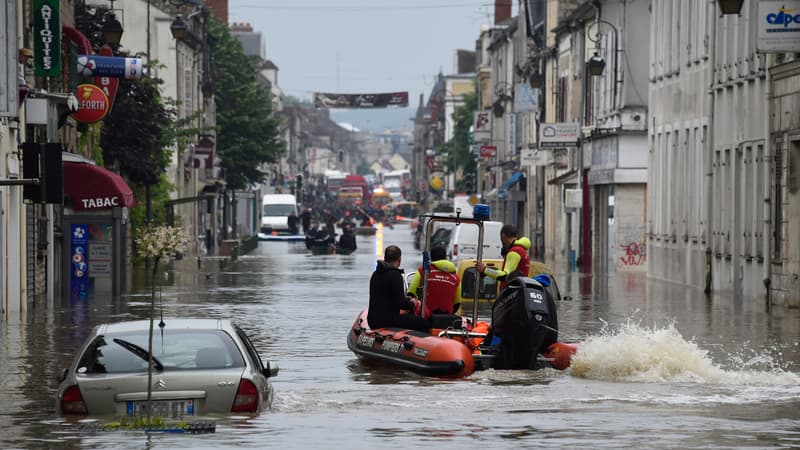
{"left": 260, "top": 194, "right": 298, "bottom": 234}
{"left": 446, "top": 220, "right": 504, "bottom": 261}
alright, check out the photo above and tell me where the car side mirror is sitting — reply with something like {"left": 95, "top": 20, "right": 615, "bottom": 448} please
{"left": 57, "top": 368, "right": 68, "bottom": 383}
{"left": 263, "top": 361, "right": 279, "bottom": 378}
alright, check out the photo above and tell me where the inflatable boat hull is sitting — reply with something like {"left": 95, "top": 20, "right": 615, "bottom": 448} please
{"left": 347, "top": 310, "right": 475, "bottom": 378}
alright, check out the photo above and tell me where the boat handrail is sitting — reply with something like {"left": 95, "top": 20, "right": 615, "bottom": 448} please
{"left": 421, "top": 212, "right": 485, "bottom": 327}
{"left": 437, "top": 330, "right": 488, "bottom": 339}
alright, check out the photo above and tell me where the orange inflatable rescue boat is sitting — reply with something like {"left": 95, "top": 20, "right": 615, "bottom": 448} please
{"left": 348, "top": 209, "right": 579, "bottom": 377}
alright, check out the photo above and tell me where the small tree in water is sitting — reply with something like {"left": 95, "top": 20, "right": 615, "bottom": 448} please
{"left": 135, "top": 225, "right": 188, "bottom": 422}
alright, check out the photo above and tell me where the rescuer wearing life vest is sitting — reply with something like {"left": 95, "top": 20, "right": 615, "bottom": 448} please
{"left": 406, "top": 245, "right": 460, "bottom": 318}
{"left": 368, "top": 245, "right": 430, "bottom": 332}
{"left": 475, "top": 224, "right": 531, "bottom": 291}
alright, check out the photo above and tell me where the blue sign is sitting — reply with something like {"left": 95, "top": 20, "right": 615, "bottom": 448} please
{"left": 70, "top": 224, "right": 89, "bottom": 300}
{"left": 76, "top": 55, "right": 143, "bottom": 80}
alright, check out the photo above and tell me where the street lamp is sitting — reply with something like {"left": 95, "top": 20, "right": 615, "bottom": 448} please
{"left": 587, "top": 53, "right": 606, "bottom": 76}
{"left": 101, "top": 13, "right": 124, "bottom": 46}
{"left": 586, "top": 17, "right": 622, "bottom": 107}
{"left": 717, "top": 0, "right": 744, "bottom": 15}
{"left": 169, "top": 15, "right": 189, "bottom": 40}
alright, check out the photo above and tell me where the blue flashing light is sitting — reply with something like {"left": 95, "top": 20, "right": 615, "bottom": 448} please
{"left": 473, "top": 204, "right": 490, "bottom": 221}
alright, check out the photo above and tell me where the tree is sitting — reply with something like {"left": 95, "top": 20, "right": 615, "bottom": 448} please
{"left": 441, "top": 90, "right": 478, "bottom": 192}
{"left": 208, "top": 18, "right": 284, "bottom": 190}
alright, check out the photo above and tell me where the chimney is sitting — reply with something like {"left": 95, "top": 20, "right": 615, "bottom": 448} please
{"left": 205, "top": 0, "right": 229, "bottom": 24}
{"left": 494, "top": 0, "right": 511, "bottom": 24}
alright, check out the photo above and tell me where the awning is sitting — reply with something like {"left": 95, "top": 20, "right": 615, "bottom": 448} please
{"left": 63, "top": 161, "right": 135, "bottom": 211}
{"left": 498, "top": 171, "right": 525, "bottom": 200}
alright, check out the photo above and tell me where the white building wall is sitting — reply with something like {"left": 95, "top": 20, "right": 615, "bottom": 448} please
{"left": 648, "top": 0, "right": 782, "bottom": 301}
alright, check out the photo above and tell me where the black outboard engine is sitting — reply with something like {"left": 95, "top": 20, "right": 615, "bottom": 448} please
{"left": 490, "top": 277, "right": 558, "bottom": 369}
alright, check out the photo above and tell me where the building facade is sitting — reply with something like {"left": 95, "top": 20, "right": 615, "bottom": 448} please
{"left": 649, "top": 0, "right": 799, "bottom": 306}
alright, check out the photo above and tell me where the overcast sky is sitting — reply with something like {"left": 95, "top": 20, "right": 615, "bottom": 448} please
{"left": 227, "top": 1, "right": 510, "bottom": 129}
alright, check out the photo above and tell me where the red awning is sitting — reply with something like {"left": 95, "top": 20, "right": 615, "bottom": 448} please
{"left": 63, "top": 161, "right": 136, "bottom": 211}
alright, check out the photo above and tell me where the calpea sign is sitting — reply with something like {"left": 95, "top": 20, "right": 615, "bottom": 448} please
{"left": 72, "top": 84, "right": 110, "bottom": 123}
{"left": 758, "top": 1, "right": 800, "bottom": 52}
{"left": 33, "top": 0, "right": 61, "bottom": 77}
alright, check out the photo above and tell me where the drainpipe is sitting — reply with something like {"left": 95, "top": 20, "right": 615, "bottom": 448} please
{"left": 763, "top": 53, "right": 773, "bottom": 307}
{"left": 704, "top": 5, "right": 717, "bottom": 295}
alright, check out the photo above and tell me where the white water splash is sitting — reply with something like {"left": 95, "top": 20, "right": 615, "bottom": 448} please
{"left": 570, "top": 319, "right": 800, "bottom": 385}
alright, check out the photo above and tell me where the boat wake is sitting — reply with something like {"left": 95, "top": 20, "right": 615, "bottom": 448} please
{"left": 569, "top": 319, "right": 800, "bottom": 385}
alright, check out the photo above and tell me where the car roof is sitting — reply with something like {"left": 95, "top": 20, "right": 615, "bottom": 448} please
{"left": 98, "top": 318, "right": 231, "bottom": 334}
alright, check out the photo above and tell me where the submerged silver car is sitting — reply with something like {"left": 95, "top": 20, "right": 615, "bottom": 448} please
{"left": 56, "top": 318, "right": 279, "bottom": 418}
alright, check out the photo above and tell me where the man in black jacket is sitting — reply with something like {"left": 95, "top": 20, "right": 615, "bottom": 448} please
{"left": 336, "top": 222, "right": 357, "bottom": 253}
{"left": 368, "top": 245, "right": 429, "bottom": 332}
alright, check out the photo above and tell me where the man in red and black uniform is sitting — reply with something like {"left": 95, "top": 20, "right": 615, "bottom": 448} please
{"left": 406, "top": 245, "right": 460, "bottom": 318}
{"left": 368, "top": 245, "right": 430, "bottom": 332}
{"left": 475, "top": 224, "right": 530, "bottom": 290}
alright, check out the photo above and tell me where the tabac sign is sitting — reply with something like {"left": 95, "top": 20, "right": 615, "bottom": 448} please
{"left": 33, "top": 0, "right": 61, "bottom": 77}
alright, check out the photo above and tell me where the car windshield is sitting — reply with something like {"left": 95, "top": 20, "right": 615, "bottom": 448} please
{"left": 77, "top": 329, "right": 246, "bottom": 374}
{"left": 263, "top": 204, "right": 295, "bottom": 216}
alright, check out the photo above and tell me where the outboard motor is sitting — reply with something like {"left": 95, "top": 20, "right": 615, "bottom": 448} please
{"left": 490, "top": 277, "right": 558, "bottom": 369}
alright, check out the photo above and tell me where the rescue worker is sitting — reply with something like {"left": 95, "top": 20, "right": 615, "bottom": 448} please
{"left": 406, "top": 245, "right": 460, "bottom": 318}
{"left": 368, "top": 245, "right": 429, "bottom": 332}
{"left": 475, "top": 224, "right": 530, "bottom": 291}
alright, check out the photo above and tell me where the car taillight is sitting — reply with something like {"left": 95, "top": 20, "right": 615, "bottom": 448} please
{"left": 61, "top": 385, "right": 88, "bottom": 415}
{"left": 231, "top": 379, "right": 259, "bottom": 413}
{"left": 453, "top": 244, "right": 458, "bottom": 257}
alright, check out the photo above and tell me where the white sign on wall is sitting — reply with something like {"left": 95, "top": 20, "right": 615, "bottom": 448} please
{"left": 757, "top": 1, "right": 800, "bottom": 52}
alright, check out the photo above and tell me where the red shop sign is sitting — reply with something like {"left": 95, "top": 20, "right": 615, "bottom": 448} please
{"left": 479, "top": 145, "right": 497, "bottom": 157}
{"left": 72, "top": 84, "right": 110, "bottom": 123}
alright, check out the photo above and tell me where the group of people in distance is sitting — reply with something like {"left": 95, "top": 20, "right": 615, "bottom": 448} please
{"left": 368, "top": 224, "right": 529, "bottom": 332}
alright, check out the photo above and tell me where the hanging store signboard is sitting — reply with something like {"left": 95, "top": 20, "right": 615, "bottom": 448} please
{"left": 33, "top": 0, "right": 61, "bottom": 77}
{"left": 514, "top": 83, "right": 539, "bottom": 113}
{"left": 539, "top": 122, "right": 580, "bottom": 148}
{"left": 93, "top": 45, "right": 120, "bottom": 110}
{"left": 313, "top": 91, "right": 409, "bottom": 108}
{"left": 479, "top": 145, "right": 497, "bottom": 157}
{"left": 72, "top": 84, "right": 110, "bottom": 123}
{"left": 77, "top": 54, "right": 143, "bottom": 80}
{"left": 757, "top": 1, "right": 800, "bottom": 52}
{"left": 473, "top": 111, "right": 491, "bottom": 142}
{"left": 520, "top": 148, "right": 553, "bottom": 167}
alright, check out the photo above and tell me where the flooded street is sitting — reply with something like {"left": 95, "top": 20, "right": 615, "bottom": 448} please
{"left": 2, "top": 224, "right": 800, "bottom": 449}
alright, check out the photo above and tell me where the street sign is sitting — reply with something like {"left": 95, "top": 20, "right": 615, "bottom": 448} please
{"left": 479, "top": 145, "right": 497, "bottom": 157}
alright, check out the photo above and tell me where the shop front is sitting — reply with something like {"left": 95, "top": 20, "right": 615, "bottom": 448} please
{"left": 61, "top": 159, "right": 135, "bottom": 300}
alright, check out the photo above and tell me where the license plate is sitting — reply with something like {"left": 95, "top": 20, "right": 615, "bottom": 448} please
{"left": 126, "top": 400, "right": 195, "bottom": 418}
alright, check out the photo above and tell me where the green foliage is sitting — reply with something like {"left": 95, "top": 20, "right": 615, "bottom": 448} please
{"left": 129, "top": 175, "right": 174, "bottom": 237}
{"left": 100, "top": 62, "right": 175, "bottom": 187}
{"left": 208, "top": 18, "right": 285, "bottom": 190}
{"left": 356, "top": 161, "right": 373, "bottom": 175}
{"left": 441, "top": 90, "right": 478, "bottom": 191}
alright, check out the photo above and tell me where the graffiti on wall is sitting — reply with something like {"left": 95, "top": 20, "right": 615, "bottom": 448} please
{"left": 620, "top": 241, "right": 646, "bottom": 266}
{"left": 617, "top": 223, "right": 646, "bottom": 267}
